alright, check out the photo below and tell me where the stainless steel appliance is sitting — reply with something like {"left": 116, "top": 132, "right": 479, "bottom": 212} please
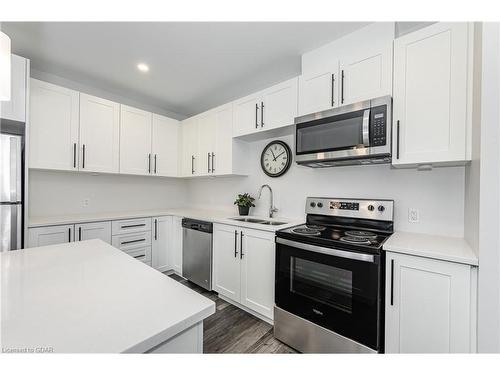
{"left": 274, "top": 197, "right": 394, "bottom": 353}
{"left": 1, "top": 121, "right": 25, "bottom": 251}
{"left": 182, "top": 218, "right": 213, "bottom": 291}
{"left": 295, "top": 96, "right": 392, "bottom": 167}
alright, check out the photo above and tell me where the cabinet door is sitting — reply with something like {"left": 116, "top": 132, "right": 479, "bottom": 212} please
{"left": 393, "top": 22, "right": 470, "bottom": 165}
{"left": 28, "top": 225, "right": 74, "bottom": 248}
{"left": 29, "top": 79, "right": 80, "bottom": 171}
{"left": 171, "top": 216, "right": 183, "bottom": 275}
{"left": 339, "top": 46, "right": 392, "bottom": 105}
{"left": 152, "top": 216, "right": 173, "bottom": 272}
{"left": 181, "top": 118, "right": 199, "bottom": 176}
{"left": 197, "top": 111, "right": 216, "bottom": 176}
{"left": 232, "top": 93, "right": 261, "bottom": 137}
{"left": 119, "top": 105, "right": 152, "bottom": 175}
{"left": 79, "top": 93, "right": 120, "bottom": 173}
{"left": 214, "top": 103, "right": 234, "bottom": 175}
{"left": 74, "top": 221, "right": 111, "bottom": 244}
{"left": 213, "top": 224, "right": 241, "bottom": 302}
{"left": 385, "top": 252, "right": 473, "bottom": 353}
{"left": 1, "top": 55, "right": 27, "bottom": 122}
{"left": 298, "top": 62, "right": 339, "bottom": 116}
{"left": 151, "top": 114, "right": 179, "bottom": 177}
{"left": 261, "top": 77, "right": 298, "bottom": 131}
{"left": 240, "top": 228, "right": 275, "bottom": 319}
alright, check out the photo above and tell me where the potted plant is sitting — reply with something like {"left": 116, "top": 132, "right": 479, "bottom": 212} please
{"left": 234, "top": 193, "right": 255, "bottom": 216}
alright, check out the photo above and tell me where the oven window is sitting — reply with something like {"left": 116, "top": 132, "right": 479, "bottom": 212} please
{"left": 296, "top": 111, "right": 365, "bottom": 154}
{"left": 290, "top": 257, "right": 353, "bottom": 314}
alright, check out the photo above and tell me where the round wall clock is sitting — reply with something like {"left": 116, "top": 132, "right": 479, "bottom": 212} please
{"left": 260, "top": 140, "right": 292, "bottom": 177}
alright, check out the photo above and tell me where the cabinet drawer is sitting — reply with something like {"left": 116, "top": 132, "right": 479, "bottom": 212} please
{"left": 112, "top": 217, "right": 152, "bottom": 235}
{"left": 112, "top": 231, "right": 152, "bottom": 251}
{"left": 120, "top": 245, "right": 152, "bottom": 265}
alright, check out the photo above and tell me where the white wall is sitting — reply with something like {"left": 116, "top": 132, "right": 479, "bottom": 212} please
{"left": 186, "top": 134, "right": 466, "bottom": 237}
{"left": 29, "top": 170, "right": 188, "bottom": 218}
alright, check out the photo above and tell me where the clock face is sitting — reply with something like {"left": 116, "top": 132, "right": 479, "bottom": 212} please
{"left": 261, "top": 141, "right": 292, "bottom": 177}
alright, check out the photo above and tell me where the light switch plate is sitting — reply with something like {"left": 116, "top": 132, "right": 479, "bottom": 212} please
{"left": 408, "top": 208, "right": 419, "bottom": 223}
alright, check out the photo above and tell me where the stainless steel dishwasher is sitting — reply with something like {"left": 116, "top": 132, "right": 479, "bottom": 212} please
{"left": 182, "top": 218, "right": 213, "bottom": 291}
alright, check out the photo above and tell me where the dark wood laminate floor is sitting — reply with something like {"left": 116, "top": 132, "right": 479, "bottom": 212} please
{"left": 167, "top": 273, "right": 297, "bottom": 354}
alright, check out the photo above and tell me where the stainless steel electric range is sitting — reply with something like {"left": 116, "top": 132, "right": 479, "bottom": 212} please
{"left": 274, "top": 197, "right": 394, "bottom": 353}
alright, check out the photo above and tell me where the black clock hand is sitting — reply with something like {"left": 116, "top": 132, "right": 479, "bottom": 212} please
{"left": 273, "top": 151, "right": 285, "bottom": 161}
{"left": 270, "top": 149, "right": 277, "bottom": 160}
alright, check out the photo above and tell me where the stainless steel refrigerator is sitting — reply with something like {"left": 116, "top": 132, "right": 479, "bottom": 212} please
{"left": 1, "top": 122, "right": 25, "bottom": 251}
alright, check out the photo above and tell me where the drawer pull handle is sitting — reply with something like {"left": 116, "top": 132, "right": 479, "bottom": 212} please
{"left": 121, "top": 223, "right": 146, "bottom": 229}
{"left": 133, "top": 255, "right": 145, "bottom": 259}
{"left": 121, "top": 238, "right": 146, "bottom": 245}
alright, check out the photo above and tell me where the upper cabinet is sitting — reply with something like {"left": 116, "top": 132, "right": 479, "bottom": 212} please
{"left": 180, "top": 117, "right": 199, "bottom": 176}
{"left": 79, "top": 94, "right": 120, "bottom": 173}
{"left": 392, "top": 23, "right": 473, "bottom": 167}
{"left": 151, "top": 114, "right": 180, "bottom": 177}
{"left": 233, "top": 77, "right": 298, "bottom": 137}
{"left": 29, "top": 79, "right": 80, "bottom": 171}
{"left": 298, "top": 23, "right": 394, "bottom": 116}
{"left": 1, "top": 55, "right": 28, "bottom": 122}
{"left": 120, "top": 105, "right": 152, "bottom": 175}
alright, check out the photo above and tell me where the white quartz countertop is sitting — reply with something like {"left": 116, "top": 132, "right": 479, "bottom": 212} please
{"left": 28, "top": 208, "right": 303, "bottom": 232}
{"left": 1, "top": 240, "right": 215, "bottom": 353}
{"left": 383, "top": 231, "right": 478, "bottom": 266}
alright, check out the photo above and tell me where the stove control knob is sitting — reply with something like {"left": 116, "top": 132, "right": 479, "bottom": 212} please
{"left": 317, "top": 202, "right": 323, "bottom": 208}
{"left": 368, "top": 205, "right": 375, "bottom": 211}
{"left": 378, "top": 205, "right": 385, "bottom": 212}
{"left": 310, "top": 202, "right": 316, "bottom": 208}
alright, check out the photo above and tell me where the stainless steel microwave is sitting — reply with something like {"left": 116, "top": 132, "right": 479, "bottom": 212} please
{"left": 295, "top": 96, "right": 392, "bottom": 167}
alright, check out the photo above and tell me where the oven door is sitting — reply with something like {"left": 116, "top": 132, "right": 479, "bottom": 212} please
{"left": 275, "top": 238, "right": 383, "bottom": 351}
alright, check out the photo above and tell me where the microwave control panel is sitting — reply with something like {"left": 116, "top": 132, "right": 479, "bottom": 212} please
{"left": 370, "top": 105, "right": 387, "bottom": 147}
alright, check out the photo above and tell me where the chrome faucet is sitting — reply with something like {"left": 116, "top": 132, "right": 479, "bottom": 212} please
{"left": 258, "top": 184, "right": 278, "bottom": 218}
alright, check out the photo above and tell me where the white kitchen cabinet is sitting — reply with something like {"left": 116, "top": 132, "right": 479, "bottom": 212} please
{"left": 119, "top": 105, "right": 153, "bottom": 175}
{"left": 152, "top": 216, "right": 173, "bottom": 272}
{"left": 171, "top": 216, "right": 183, "bottom": 275}
{"left": 212, "top": 224, "right": 275, "bottom": 320}
{"left": 240, "top": 228, "right": 275, "bottom": 319}
{"left": 197, "top": 110, "right": 216, "bottom": 176}
{"left": 1, "top": 54, "right": 27, "bottom": 122}
{"left": 152, "top": 114, "right": 180, "bottom": 177}
{"left": 181, "top": 117, "right": 199, "bottom": 176}
{"left": 28, "top": 224, "right": 74, "bottom": 248}
{"left": 74, "top": 221, "right": 111, "bottom": 244}
{"left": 29, "top": 79, "right": 80, "bottom": 171}
{"left": 232, "top": 77, "right": 298, "bottom": 137}
{"left": 213, "top": 224, "right": 241, "bottom": 302}
{"left": 79, "top": 93, "right": 120, "bottom": 173}
{"left": 339, "top": 46, "right": 393, "bottom": 105}
{"left": 298, "top": 65, "right": 339, "bottom": 116}
{"left": 385, "top": 252, "right": 475, "bottom": 353}
{"left": 392, "top": 22, "right": 472, "bottom": 167}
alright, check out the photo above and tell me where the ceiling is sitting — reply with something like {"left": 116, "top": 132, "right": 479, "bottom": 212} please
{"left": 2, "top": 22, "right": 370, "bottom": 118}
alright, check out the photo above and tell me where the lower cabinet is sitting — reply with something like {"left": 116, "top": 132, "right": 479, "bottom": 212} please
{"left": 152, "top": 216, "right": 173, "bottom": 272}
{"left": 74, "top": 222, "right": 111, "bottom": 243}
{"left": 28, "top": 221, "right": 111, "bottom": 248}
{"left": 171, "top": 216, "right": 183, "bottom": 275}
{"left": 385, "top": 251, "right": 476, "bottom": 353}
{"left": 213, "top": 223, "right": 275, "bottom": 320}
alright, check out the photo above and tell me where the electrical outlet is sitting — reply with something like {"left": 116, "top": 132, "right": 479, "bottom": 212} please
{"left": 83, "top": 198, "right": 90, "bottom": 208}
{"left": 408, "top": 208, "right": 420, "bottom": 223}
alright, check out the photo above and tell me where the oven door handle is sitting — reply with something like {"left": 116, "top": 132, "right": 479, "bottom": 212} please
{"left": 362, "top": 109, "right": 370, "bottom": 147}
{"left": 276, "top": 237, "right": 376, "bottom": 263}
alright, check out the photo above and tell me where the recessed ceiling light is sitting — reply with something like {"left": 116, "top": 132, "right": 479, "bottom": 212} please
{"left": 137, "top": 63, "right": 149, "bottom": 72}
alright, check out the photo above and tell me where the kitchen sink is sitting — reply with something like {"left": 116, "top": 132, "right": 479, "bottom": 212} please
{"left": 260, "top": 221, "right": 287, "bottom": 226}
{"left": 230, "top": 217, "right": 268, "bottom": 223}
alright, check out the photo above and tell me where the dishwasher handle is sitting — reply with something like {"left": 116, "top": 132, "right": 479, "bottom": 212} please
{"left": 181, "top": 218, "right": 213, "bottom": 233}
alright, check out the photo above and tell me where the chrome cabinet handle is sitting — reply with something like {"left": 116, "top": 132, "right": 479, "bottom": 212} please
{"left": 331, "top": 73, "right": 335, "bottom": 107}
{"left": 341, "top": 70, "right": 345, "bottom": 104}
{"left": 240, "top": 231, "right": 244, "bottom": 259}
{"left": 82, "top": 144, "right": 86, "bottom": 169}
{"left": 191, "top": 155, "right": 195, "bottom": 174}
{"left": 73, "top": 143, "right": 77, "bottom": 168}
{"left": 121, "top": 223, "right": 145, "bottom": 229}
{"left": 154, "top": 154, "right": 157, "bottom": 174}
{"left": 396, "top": 120, "right": 400, "bottom": 159}
{"left": 133, "top": 255, "right": 145, "bottom": 259}
{"left": 211, "top": 152, "right": 215, "bottom": 173}
{"left": 78, "top": 226, "right": 82, "bottom": 241}
{"left": 255, "top": 103, "right": 259, "bottom": 128}
{"left": 208, "top": 152, "right": 211, "bottom": 173}
{"left": 148, "top": 154, "right": 151, "bottom": 174}
{"left": 68, "top": 227, "right": 71, "bottom": 242}
{"left": 234, "top": 230, "right": 238, "bottom": 258}
{"left": 390, "top": 259, "right": 395, "bottom": 305}
{"left": 260, "top": 101, "right": 264, "bottom": 127}
{"left": 121, "top": 238, "right": 146, "bottom": 245}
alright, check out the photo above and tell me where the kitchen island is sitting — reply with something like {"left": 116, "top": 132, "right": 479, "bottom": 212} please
{"left": 0, "top": 239, "right": 215, "bottom": 353}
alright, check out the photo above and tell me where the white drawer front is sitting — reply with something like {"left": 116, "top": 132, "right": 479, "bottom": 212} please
{"left": 112, "top": 231, "right": 152, "bottom": 251}
{"left": 120, "top": 245, "right": 152, "bottom": 264}
{"left": 112, "top": 217, "right": 152, "bottom": 235}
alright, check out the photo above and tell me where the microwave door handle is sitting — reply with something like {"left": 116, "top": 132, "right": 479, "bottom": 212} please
{"left": 362, "top": 109, "right": 370, "bottom": 147}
